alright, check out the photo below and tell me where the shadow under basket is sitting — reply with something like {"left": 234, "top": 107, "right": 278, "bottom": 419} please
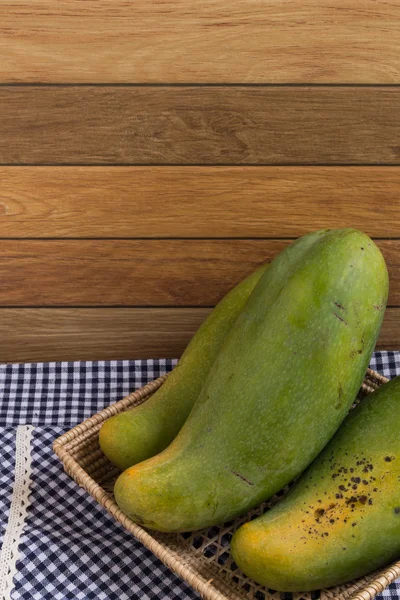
{"left": 53, "top": 368, "right": 400, "bottom": 600}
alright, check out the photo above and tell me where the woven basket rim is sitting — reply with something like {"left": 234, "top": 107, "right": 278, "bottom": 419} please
{"left": 53, "top": 367, "right": 400, "bottom": 600}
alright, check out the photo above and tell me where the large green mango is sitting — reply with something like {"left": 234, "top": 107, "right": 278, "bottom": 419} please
{"left": 99, "top": 263, "right": 268, "bottom": 470}
{"left": 114, "top": 229, "right": 388, "bottom": 532}
{"left": 231, "top": 376, "right": 400, "bottom": 592}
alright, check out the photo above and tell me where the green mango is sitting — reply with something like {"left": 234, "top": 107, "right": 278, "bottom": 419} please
{"left": 231, "top": 376, "right": 400, "bottom": 592}
{"left": 99, "top": 263, "right": 268, "bottom": 470}
{"left": 114, "top": 229, "right": 388, "bottom": 532}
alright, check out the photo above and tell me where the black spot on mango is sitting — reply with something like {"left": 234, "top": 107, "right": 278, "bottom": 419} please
{"left": 232, "top": 369, "right": 400, "bottom": 593}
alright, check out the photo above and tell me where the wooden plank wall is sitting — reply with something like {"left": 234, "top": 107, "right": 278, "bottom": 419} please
{"left": 1, "top": 1, "right": 400, "bottom": 362}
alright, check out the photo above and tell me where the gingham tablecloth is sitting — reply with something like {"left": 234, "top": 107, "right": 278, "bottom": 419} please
{"left": 0, "top": 354, "right": 400, "bottom": 600}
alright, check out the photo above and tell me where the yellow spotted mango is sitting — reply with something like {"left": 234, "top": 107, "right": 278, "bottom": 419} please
{"left": 232, "top": 376, "right": 400, "bottom": 591}
{"left": 114, "top": 229, "right": 388, "bottom": 532}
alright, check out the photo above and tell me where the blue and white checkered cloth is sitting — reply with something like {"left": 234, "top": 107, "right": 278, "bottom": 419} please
{"left": 0, "top": 354, "right": 399, "bottom": 600}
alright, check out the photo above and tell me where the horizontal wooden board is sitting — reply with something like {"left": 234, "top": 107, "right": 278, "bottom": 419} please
{"left": 1, "top": 87, "right": 400, "bottom": 165}
{"left": 0, "top": 307, "right": 397, "bottom": 363}
{"left": 1, "top": 239, "right": 400, "bottom": 306}
{"left": 0, "top": 239, "right": 286, "bottom": 306}
{"left": 373, "top": 309, "right": 400, "bottom": 351}
{"left": 2, "top": 166, "right": 400, "bottom": 238}
{"left": 1, "top": 1, "right": 400, "bottom": 83}
{"left": 0, "top": 308, "right": 209, "bottom": 362}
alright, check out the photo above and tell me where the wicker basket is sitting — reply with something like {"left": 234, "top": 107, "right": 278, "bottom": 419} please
{"left": 53, "top": 368, "right": 400, "bottom": 600}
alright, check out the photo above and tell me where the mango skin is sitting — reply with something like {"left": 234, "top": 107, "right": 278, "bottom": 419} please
{"left": 99, "top": 263, "right": 268, "bottom": 470}
{"left": 115, "top": 229, "right": 388, "bottom": 532}
{"left": 232, "top": 376, "right": 400, "bottom": 592}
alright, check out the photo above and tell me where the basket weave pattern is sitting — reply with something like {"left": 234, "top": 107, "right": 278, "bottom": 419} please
{"left": 53, "top": 369, "right": 400, "bottom": 600}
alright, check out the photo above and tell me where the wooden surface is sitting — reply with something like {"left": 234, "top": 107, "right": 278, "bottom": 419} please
{"left": 2, "top": 239, "right": 400, "bottom": 307}
{"left": 2, "top": 167, "right": 400, "bottom": 238}
{"left": 1, "top": 1, "right": 400, "bottom": 83}
{"left": 0, "top": 240, "right": 283, "bottom": 306}
{"left": 0, "top": 309, "right": 209, "bottom": 362}
{"left": 2, "top": 5, "right": 400, "bottom": 361}
{"left": 0, "top": 307, "right": 398, "bottom": 363}
{"left": 1, "top": 87, "right": 400, "bottom": 165}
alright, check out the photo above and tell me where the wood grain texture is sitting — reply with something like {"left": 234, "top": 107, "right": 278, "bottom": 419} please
{"left": 1, "top": 1, "right": 400, "bottom": 83}
{"left": 2, "top": 166, "right": 400, "bottom": 238}
{"left": 0, "top": 239, "right": 287, "bottom": 306}
{"left": 373, "top": 309, "right": 400, "bottom": 350}
{"left": 1, "top": 239, "right": 400, "bottom": 306}
{"left": 0, "top": 307, "right": 397, "bottom": 363}
{"left": 0, "top": 308, "right": 209, "bottom": 362}
{"left": 1, "top": 87, "right": 400, "bottom": 165}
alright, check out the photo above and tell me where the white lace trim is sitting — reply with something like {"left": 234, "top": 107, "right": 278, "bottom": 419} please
{"left": 0, "top": 425, "right": 34, "bottom": 600}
